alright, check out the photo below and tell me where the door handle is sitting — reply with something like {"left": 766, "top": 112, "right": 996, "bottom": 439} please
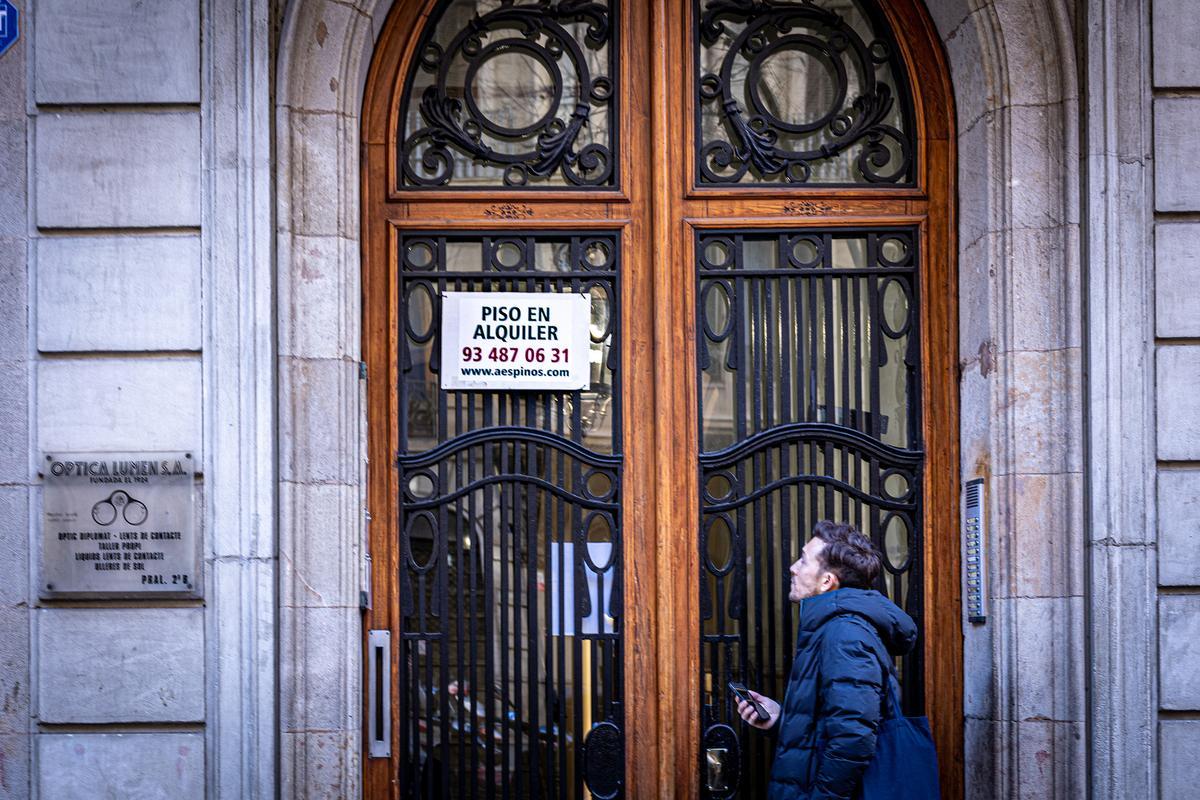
{"left": 368, "top": 629, "right": 391, "bottom": 757}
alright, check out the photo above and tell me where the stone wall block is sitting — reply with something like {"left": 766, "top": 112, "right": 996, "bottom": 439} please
{"left": 1158, "top": 469, "right": 1200, "bottom": 585}
{"left": 1159, "top": 595, "right": 1200, "bottom": 709}
{"left": 34, "top": 0, "right": 200, "bottom": 104}
{"left": 0, "top": 733, "right": 30, "bottom": 800}
{"left": 37, "top": 358, "right": 202, "bottom": 455}
{"left": 0, "top": 239, "right": 27, "bottom": 363}
{"left": 35, "top": 111, "right": 201, "bottom": 229}
{"left": 958, "top": 230, "right": 1002, "bottom": 368}
{"left": 206, "top": 557, "right": 275, "bottom": 800}
{"left": 37, "top": 733, "right": 203, "bottom": 800}
{"left": 278, "top": 107, "right": 361, "bottom": 237}
{"left": 278, "top": 235, "right": 360, "bottom": 360}
{"left": 280, "top": 482, "right": 359, "bottom": 609}
{"left": 1156, "top": 346, "right": 1200, "bottom": 460}
{"left": 942, "top": 9, "right": 994, "bottom": 135}
{"left": 275, "top": 105, "right": 296, "bottom": 236}
{"left": 959, "top": 370, "right": 994, "bottom": 490}
{"left": 0, "top": 362, "right": 28, "bottom": 484}
{"left": 285, "top": 111, "right": 342, "bottom": 237}
{"left": 278, "top": 357, "right": 358, "bottom": 485}
{"left": 37, "top": 236, "right": 202, "bottom": 352}
{"left": 962, "top": 612, "right": 996, "bottom": 720}
{"left": 281, "top": 730, "right": 360, "bottom": 800}
{"left": 337, "top": 113, "right": 362, "bottom": 236}
{"left": 281, "top": 606, "right": 357, "bottom": 733}
{"left": 992, "top": 0, "right": 1073, "bottom": 107}
{"left": 0, "top": 607, "right": 29, "bottom": 735}
{"left": 1001, "top": 348, "right": 1083, "bottom": 475}
{"left": 0, "top": 123, "right": 25, "bottom": 237}
{"left": 1161, "top": 720, "right": 1200, "bottom": 799}
{"left": 1014, "top": 720, "right": 1085, "bottom": 800}
{"left": 1152, "top": 0, "right": 1200, "bottom": 88}
{"left": 37, "top": 609, "right": 204, "bottom": 723}
{"left": 963, "top": 717, "right": 998, "bottom": 800}
{"left": 993, "top": 473, "right": 1085, "bottom": 597}
{"left": 1155, "top": 99, "right": 1200, "bottom": 212}
{"left": 1155, "top": 223, "right": 1200, "bottom": 338}
{"left": 0, "top": 488, "right": 28, "bottom": 607}
{"left": 284, "top": 1, "right": 370, "bottom": 115}
{"left": 956, "top": 114, "right": 995, "bottom": 253}
{"left": 1008, "top": 103, "right": 1074, "bottom": 231}
{"left": 1014, "top": 597, "right": 1085, "bottom": 722}
{"left": 1010, "top": 225, "right": 1081, "bottom": 351}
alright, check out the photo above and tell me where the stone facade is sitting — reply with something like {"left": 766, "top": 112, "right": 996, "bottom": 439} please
{"left": 0, "top": 0, "right": 1192, "bottom": 797}
{"left": 0, "top": 0, "right": 274, "bottom": 797}
{"left": 1151, "top": 1, "right": 1200, "bottom": 794}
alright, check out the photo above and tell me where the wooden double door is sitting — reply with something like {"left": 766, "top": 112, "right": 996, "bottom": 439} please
{"left": 362, "top": 0, "right": 961, "bottom": 797}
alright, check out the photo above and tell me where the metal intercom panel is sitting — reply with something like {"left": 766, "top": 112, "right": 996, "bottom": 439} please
{"left": 963, "top": 479, "right": 987, "bottom": 624}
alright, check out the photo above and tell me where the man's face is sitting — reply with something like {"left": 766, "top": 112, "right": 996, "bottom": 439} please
{"left": 788, "top": 536, "right": 837, "bottom": 602}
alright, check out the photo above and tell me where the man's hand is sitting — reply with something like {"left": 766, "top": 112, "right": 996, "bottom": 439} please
{"left": 736, "top": 690, "right": 780, "bottom": 730}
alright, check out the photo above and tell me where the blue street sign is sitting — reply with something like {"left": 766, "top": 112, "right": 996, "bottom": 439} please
{"left": 0, "top": 1, "right": 18, "bottom": 58}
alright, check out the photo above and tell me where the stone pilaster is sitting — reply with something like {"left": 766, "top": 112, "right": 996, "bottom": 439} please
{"left": 203, "top": 0, "right": 278, "bottom": 796}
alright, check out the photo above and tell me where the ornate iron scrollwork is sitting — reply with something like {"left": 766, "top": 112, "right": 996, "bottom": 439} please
{"left": 400, "top": 0, "right": 617, "bottom": 188}
{"left": 396, "top": 230, "right": 625, "bottom": 797}
{"left": 695, "top": 0, "right": 916, "bottom": 185}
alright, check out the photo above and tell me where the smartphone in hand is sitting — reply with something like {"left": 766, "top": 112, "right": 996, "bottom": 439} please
{"left": 728, "top": 681, "right": 770, "bottom": 722}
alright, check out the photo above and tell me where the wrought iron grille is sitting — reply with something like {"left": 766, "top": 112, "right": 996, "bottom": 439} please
{"left": 398, "top": 0, "right": 618, "bottom": 188}
{"left": 396, "top": 231, "right": 625, "bottom": 799}
{"left": 694, "top": 0, "right": 916, "bottom": 186}
{"left": 695, "top": 229, "right": 924, "bottom": 798}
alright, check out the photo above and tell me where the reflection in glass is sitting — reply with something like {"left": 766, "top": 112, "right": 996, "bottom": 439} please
{"left": 698, "top": 230, "right": 918, "bottom": 451}
{"left": 400, "top": 0, "right": 616, "bottom": 188}
{"left": 397, "top": 231, "right": 623, "bottom": 799}
{"left": 696, "top": 228, "right": 924, "bottom": 797}
{"left": 695, "top": 0, "right": 915, "bottom": 185}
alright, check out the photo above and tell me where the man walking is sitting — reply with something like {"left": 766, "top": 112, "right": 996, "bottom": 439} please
{"left": 736, "top": 521, "right": 919, "bottom": 800}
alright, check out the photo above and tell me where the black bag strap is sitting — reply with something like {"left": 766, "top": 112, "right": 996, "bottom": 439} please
{"left": 842, "top": 616, "right": 902, "bottom": 722}
{"left": 879, "top": 666, "right": 904, "bottom": 721}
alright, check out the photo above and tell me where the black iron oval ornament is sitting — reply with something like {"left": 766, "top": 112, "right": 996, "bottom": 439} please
{"left": 583, "top": 720, "right": 624, "bottom": 799}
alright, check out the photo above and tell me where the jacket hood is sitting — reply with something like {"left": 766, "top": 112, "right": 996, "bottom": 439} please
{"left": 798, "top": 587, "right": 918, "bottom": 656}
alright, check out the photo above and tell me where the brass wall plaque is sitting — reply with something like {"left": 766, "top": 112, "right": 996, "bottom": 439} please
{"left": 41, "top": 452, "right": 198, "bottom": 598}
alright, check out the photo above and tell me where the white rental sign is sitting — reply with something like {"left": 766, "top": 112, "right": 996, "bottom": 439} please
{"left": 440, "top": 291, "right": 591, "bottom": 390}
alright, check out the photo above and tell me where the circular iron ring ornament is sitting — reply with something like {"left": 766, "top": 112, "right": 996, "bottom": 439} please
{"left": 697, "top": 0, "right": 915, "bottom": 185}
{"left": 745, "top": 36, "right": 847, "bottom": 135}
{"left": 400, "top": 1, "right": 614, "bottom": 187}
{"left": 463, "top": 40, "right": 565, "bottom": 138}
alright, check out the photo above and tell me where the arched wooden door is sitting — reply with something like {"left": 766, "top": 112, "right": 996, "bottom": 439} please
{"left": 362, "top": 1, "right": 959, "bottom": 798}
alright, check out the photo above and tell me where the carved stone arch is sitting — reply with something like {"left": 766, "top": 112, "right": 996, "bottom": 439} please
{"left": 927, "top": 1, "right": 1088, "bottom": 798}
{"left": 273, "top": 1, "right": 1087, "bottom": 798}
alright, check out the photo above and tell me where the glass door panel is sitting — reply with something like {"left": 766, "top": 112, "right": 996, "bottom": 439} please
{"left": 396, "top": 231, "right": 625, "bottom": 799}
{"left": 696, "top": 229, "right": 924, "bottom": 799}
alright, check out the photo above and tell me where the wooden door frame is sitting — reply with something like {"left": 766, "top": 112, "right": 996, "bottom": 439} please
{"left": 651, "top": 1, "right": 961, "bottom": 796}
{"left": 361, "top": 0, "right": 960, "bottom": 796}
{"left": 361, "top": 1, "right": 659, "bottom": 797}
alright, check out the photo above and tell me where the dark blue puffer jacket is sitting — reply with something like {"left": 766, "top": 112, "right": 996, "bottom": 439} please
{"left": 767, "top": 588, "right": 917, "bottom": 800}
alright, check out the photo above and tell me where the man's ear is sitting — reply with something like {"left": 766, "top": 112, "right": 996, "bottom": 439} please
{"left": 822, "top": 571, "right": 840, "bottom": 592}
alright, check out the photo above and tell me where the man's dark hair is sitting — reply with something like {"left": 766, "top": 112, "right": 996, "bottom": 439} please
{"left": 811, "top": 520, "right": 881, "bottom": 590}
